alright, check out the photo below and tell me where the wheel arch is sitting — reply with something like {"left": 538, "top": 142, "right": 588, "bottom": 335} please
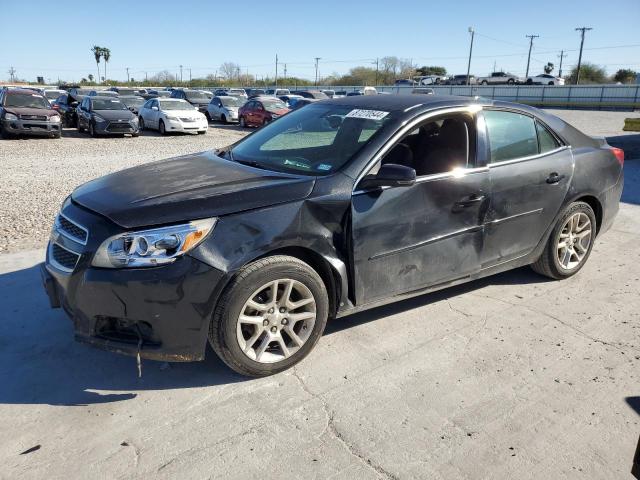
{"left": 572, "top": 194, "right": 603, "bottom": 234}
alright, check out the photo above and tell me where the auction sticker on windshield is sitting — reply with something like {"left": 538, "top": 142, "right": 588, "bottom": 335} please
{"left": 345, "top": 109, "right": 389, "bottom": 120}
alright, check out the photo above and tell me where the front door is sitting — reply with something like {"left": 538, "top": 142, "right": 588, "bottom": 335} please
{"left": 480, "top": 109, "right": 574, "bottom": 267}
{"left": 351, "top": 111, "right": 490, "bottom": 305}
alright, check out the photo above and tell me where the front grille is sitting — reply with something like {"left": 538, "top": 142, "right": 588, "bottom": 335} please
{"left": 51, "top": 243, "right": 80, "bottom": 272}
{"left": 20, "top": 114, "right": 47, "bottom": 121}
{"left": 180, "top": 117, "right": 196, "bottom": 122}
{"left": 56, "top": 214, "right": 88, "bottom": 244}
{"left": 106, "top": 122, "right": 133, "bottom": 132}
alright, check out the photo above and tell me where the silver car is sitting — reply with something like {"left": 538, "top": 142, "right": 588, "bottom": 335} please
{"left": 206, "top": 95, "right": 243, "bottom": 123}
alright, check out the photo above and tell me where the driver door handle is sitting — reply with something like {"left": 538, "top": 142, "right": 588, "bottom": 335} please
{"left": 546, "top": 172, "right": 565, "bottom": 184}
{"left": 453, "top": 194, "right": 485, "bottom": 211}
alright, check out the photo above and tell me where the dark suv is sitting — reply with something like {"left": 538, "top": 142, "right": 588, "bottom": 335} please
{"left": 170, "top": 89, "right": 212, "bottom": 114}
{"left": 0, "top": 88, "right": 62, "bottom": 138}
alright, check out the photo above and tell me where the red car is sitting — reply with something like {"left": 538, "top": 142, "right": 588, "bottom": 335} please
{"left": 239, "top": 97, "right": 290, "bottom": 127}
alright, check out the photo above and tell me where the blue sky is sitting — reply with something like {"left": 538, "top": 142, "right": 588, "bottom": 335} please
{"left": 2, "top": 0, "right": 639, "bottom": 83}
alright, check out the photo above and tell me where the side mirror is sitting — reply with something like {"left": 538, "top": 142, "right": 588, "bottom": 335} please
{"left": 71, "top": 101, "right": 79, "bottom": 107}
{"left": 359, "top": 164, "right": 416, "bottom": 190}
{"left": 151, "top": 106, "right": 158, "bottom": 111}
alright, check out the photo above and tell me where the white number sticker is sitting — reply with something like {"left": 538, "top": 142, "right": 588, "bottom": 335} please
{"left": 345, "top": 109, "right": 389, "bottom": 121}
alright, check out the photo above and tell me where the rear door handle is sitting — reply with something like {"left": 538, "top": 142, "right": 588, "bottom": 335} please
{"left": 546, "top": 172, "right": 565, "bottom": 184}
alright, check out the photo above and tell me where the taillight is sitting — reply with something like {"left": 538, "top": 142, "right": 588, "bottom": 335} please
{"left": 611, "top": 147, "right": 624, "bottom": 166}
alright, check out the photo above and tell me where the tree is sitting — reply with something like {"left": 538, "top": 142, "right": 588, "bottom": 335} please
{"left": 544, "top": 62, "right": 554, "bottom": 74}
{"left": 567, "top": 62, "right": 607, "bottom": 84}
{"left": 102, "top": 48, "right": 111, "bottom": 83}
{"left": 380, "top": 56, "right": 399, "bottom": 76}
{"left": 220, "top": 62, "right": 241, "bottom": 80}
{"left": 614, "top": 68, "right": 637, "bottom": 84}
{"left": 88, "top": 74, "right": 94, "bottom": 82}
{"left": 416, "top": 66, "right": 447, "bottom": 76}
{"left": 149, "top": 70, "right": 176, "bottom": 83}
{"left": 91, "top": 46, "right": 102, "bottom": 84}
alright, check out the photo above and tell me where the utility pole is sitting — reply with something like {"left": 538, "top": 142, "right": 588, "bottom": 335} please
{"left": 466, "top": 27, "right": 475, "bottom": 86}
{"left": 179, "top": 65, "right": 183, "bottom": 83}
{"left": 574, "top": 27, "right": 593, "bottom": 85}
{"left": 283, "top": 64, "right": 287, "bottom": 83}
{"left": 493, "top": 60, "right": 497, "bottom": 73}
{"left": 372, "top": 58, "right": 379, "bottom": 85}
{"left": 189, "top": 68, "right": 192, "bottom": 83}
{"left": 525, "top": 34, "right": 539, "bottom": 78}
{"left": 275, "top": 54, "right": 278, "bottom": 88}
{"left": 558, "top": 50, "right": 568, "bottom": 78}
{"left": 126, "top": 67, "right": 130, "bottom": 83}
{"left": 145, "top": 71, "right": 148, "bottom": 82}
{"left": 314, "top": 57, "right": 321, "bottom": 87}
{"left": 8, "top": 66, "right": 16, "bottom": 83}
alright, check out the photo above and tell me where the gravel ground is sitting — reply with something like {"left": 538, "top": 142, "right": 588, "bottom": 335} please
{"left": 0, "top": 109, "right": 636, "bottom": 254}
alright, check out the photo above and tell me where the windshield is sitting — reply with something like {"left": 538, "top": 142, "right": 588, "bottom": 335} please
{"left": 159, "top": 100, "right": 192, "bottom": 110}
{"left": 74, "top": 89, "right": 91, "bottom": 95}
{"left": 92, "top": 98, "right": 127, "bottom": 110}
{"left": 4, "top": 93, "right": 49, "bottom": 109}
{"left": 220, "top": 96, "right": 242, "bottom": 107}
{"left": 185, "top": 91, "right": 212, "bottom": 102}
{"left": 44, "top": 91, "right": 62, "bottom": 100}
{"left": 228, "top": 89, "right": 245, "bottom": 95}
{"left": 262, "top": 99, "right": 287, "bottom": 112}
{"left": 117, "top": 88, "right": 137, "bottom": 95}
{"left": 230, "top": 104, "right": 394, "bottom": 176}
{"left": 120, "top": 96, "right": 144, "bottom": 107}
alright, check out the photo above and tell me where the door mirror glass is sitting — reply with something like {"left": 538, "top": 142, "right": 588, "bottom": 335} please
{"left": 151, "top": 106, "right": 158, "bottom": 111}
{"left": 360, "top": 164, "right": 416, "bottom": 190}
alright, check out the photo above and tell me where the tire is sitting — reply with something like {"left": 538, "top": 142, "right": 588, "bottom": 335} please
{"left": 0, "top": 125, "right": 11, "bottom": 139}
{"left": 526, "top": 79, "right": 533, "bottom": 85}
{"left": 548, "top": 81, "right": 554, "bottom": 86}
{"left": 507, "top": 78, "right": 515, "bottom": 85}
{"left": 138, "top": 117, "right": 145, "bottom": 131}
{"left": 77, "top": 122, "right": 85, "bottom": 133}
{"left": 53, "top": 131, "right": 62, "bottom": 139}
{"left": 239, "top": 116, "right": 246, "bottom": 128}
{"left": 132, "top": 132, "right": 140, "bottom": 138}
{"left": 262, "top": 118, "right": 270, "bottom": 127}
{"left": 531, "top": 201, "right": 597, "bottom": 280}
{"left": 481, "top": 80, "right": 488, "bottom": 85}
{"left": 159, "top": 119, "right": 166, "bottom": 135}
{"left": 89, "top": 122, "right": 98, "bottom": 138}
{"left": 221, "top": 114, "right": 227, "bottom": 124}
{"left": 209, "top": 255, "right": 329, "bottom": 377}
{"left": 197, "top": 130, "right": 206, "bottom": 135}
{"left": 205, "top": 111, "right": 211, "bottom": 121}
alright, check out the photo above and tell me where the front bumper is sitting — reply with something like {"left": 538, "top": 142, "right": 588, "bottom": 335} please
{"left": 2, "top": 118, "right": 61, "bottom": 136}
{"left": 42, "top": 201, "right": 226, "bottom": 362}
{"left": 165, "top": 118, "right": 208, "bottom": 133}
{"left": 94, "top": 120, "right": 139, "bottom": 135}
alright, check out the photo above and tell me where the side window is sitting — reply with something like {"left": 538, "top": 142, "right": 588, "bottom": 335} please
{"left": 484, "top": 110, "right": 538, "bottom": 162}
{"left": 536, "top": 121, "right": 560, "bottom": 154}
{"left": 377, "top": 114, "right": 473, "bottom": 177}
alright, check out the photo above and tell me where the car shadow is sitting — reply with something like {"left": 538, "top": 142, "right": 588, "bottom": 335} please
{"left": 620, "top": 151, "right": 640, "bottom": 205}
{"left": 0, "top": 262, "right": 551, "bottom": 407}
{"left": 626, "top": 397, "right": 640, "bottom": 417}
{"left": 607, "top": 134, "right": 640, "bottom": 163}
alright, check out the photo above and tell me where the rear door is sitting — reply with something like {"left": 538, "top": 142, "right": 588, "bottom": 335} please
{"left": 480, "top": 109, "right": 573, "bottom": 268}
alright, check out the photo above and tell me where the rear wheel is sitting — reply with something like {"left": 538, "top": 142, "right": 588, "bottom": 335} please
{"left": 548, "top": 81, "right": 554, "bottom": 86}
{"left": 507, "top": 78, "right": 515, "bottom": 85}
{"left": 531, "top": 202, "right": 596, "bottom": 279}
{"left": 221, "top": 114, "right": 227, "bottom": 124}
{"left": 481, "top": 80, "right": 489, "bottom": 85}
{"left": 239, "top": 116, "right": 246, "bottom": 128}
{"left": 159, "top": 119, "right": 166, "bottom": 135}
{"left": 138, "top": 117, "right": 145, "bottom": 131}
{"left": 77, "top": 122, "right": 85, "bottom": 133}
{"left": 209, "top": 255, "right": 329, "bottom": 377}
{"left": 89, "top": 122, "right": 98, "bottom": 138}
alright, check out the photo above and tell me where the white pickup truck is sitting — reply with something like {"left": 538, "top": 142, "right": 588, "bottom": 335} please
{"left": 477, "top": 72, "right": 524, "bottom": 85}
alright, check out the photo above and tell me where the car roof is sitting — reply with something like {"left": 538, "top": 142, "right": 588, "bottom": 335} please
{"left": 5, "top": 88, "right": 45, "bottom": 96}
{"left": 315, "top": 94, "right": 480, "bottom": 112}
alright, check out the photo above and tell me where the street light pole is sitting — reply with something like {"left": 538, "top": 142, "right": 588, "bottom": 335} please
{"left": 314, "top": 57, "right": 321, "bottom": 87}
{"left": 275, "top": 54, "right": 278, "bottom": 88}
{"left": 372, "top": 58, "right": 379, "bottom": 86}
{"left": 574, "top": 27, "right": 593, "bottom": 85}
{"left": 525, "top": 34, "right": 539, "bottom": 78}
{"left": 466, "top": 27, "right": 475, "bottom": 86}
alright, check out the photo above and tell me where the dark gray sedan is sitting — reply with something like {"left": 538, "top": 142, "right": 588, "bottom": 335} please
{"left": 42, "top": 95, "right": 623, "bottom": 376}
{"left": 76, "top": 96, "right": 140, "bottom": 137}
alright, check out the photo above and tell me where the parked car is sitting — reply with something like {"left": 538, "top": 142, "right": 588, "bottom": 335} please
{"left": 448, "top": 74, "right": 477, "bottom": 85}
{"left": 289, "top": 98, "right": 317, "bottom": 110}
{"left": 119, "top": 95, "right": 146, "bottom": 115}
{"left": 246, "top": 88, "right": 266, "bottom": 98}
{"left": 478, "top": 72, "right": 524, "bottom": 85}
{"left": 108, "top": 87, "right": 140, "bottom": 95}
{"left": 170, "top": 89, "right": 212, "bottom": 114}
{"left": 207, "top": 95, "right": 243, "bottom": 123}
{"left": 394, "top": 79, "right": 415, "bottom": 86}
{"left": 213, "top": 88, "right": 229, "bottom": 96}
{"left": 76, "top": 96, "right": 139, "bottom": 137}
{"left": 43, "top": 89, "right": 66, "bottom": 104}
{"left": 291, "top": 90, "right": 329, "bottom": 99}
{"left": 141, "top": 90, "right": 172, "bottom": 100}
{"left": 321, "top": 89, "right": 335, "bottom": 98}
{"left": 68, "top": 87, "right": 92, "bottom": 98}
{"left": 41, "top": 94, "right": 624, "bottom": 377}
{"left": 346, "top": 91, "right": 363, "bottom": 96}
{"left": 416, "top": 76, "right": 448, "bottom": 86}
{"left": 238, "top": 96, "right": 290, "bottom": 127}
{"left": 138, "top": 98, "right": 208, "bottom": 135}
{"left": 88, "top": 90, "right": 119, "bottom": 98}
{"left": 334, "top": 90, "right": 347, "bottom": 98}
{"left": 0, "top": 88, "right": 62, "bottom": 139}
{"left": 55, "top": 92, "right": 83, "bottom": 127}
{"left": 412, "top": 88, "right": 435, "bottom": 95}
{"left": 278, "top": 94, "right": 303, "bottom": 107}
{"left": 265, "top": 88, "right": 290, "bottom": 96}
{"left": 227, "top": 88, "right": 248, "bottom": 99}
{"left": 526, "top": 74, "right": 565, "bottom": 86}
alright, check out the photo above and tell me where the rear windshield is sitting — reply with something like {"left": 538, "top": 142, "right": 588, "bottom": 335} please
{"left": 220, "top": 96, "right": 242, "bottom": 107}
{"left": 4, "top": 93, "right": 49, "bottom": 109}
{"left": 262, "top": 99, "right": 287, "bottom": 112}
{"left": 92, "top": 99, "right": 127, "bottom": 110}
{"left": 44, "top": 91, "right": 62, "bottom": 100}
{"left": 185, "top": 91, "right": 212, "bottom": 101}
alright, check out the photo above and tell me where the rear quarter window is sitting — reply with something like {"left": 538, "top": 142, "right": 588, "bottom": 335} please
{"left": 484, "top": 110, "right": 538, "bottom": 162}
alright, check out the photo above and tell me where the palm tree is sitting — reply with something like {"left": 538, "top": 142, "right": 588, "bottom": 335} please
{"left": 102, "top": 48, "right": 111, "bottom": 83}
{"left": 88, "top": 74, "right": 94, "bottom": 83}
{"left": 91, "top": 46, "right": 102, "bottom": 84}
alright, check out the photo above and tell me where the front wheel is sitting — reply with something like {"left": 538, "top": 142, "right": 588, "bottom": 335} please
{"left": 138, "top": 117, "right": 145, "bottom": 131}
{"left": 221, "top": 114, "right": 227, "bottom": 124}
{"left": 531, "top": 202, "right": 596, "bottom": 279}
{"left": 159, "top": 119, "right": 166, "bottom": 135}
{"left": 89, "top": 122, "right": 98, "bottom": 138}
{"left": 209, "top": 255, "right": 329, "bottom": 377}
{"left": 239, "top": 116, "right": 246, "bottom": 128}
{"left": 481, "top": 80, "right": 488, "bottom": 85}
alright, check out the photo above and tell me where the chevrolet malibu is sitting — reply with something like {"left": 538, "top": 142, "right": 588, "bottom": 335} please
{"left": 41, "top": 95, "right": 624, "bottom": 377}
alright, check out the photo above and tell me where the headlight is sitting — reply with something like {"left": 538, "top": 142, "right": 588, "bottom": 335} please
{"left": 130, "top": 116, "right": 138, "bottom": 124}
{"left": 91, "top": 218, "right": 216, "bottom": 268}
{"left": 50, "top": 115, "right": 61, "bottom": 123}
{"left": 4, "top": 113, "right": 18, "bottom": 121}
{"left": 93, "top": 114, "right": 106, "bottom": 123}
{"left": 165, "top": 115, "right": 179, "bottom": 121}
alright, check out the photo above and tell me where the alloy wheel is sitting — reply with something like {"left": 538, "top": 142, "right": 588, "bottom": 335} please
{"left": 236, "top": 279, "right": 317, "bottom": 363}
{"left": 556, "top": 212, "right": 592, "bottom": 270}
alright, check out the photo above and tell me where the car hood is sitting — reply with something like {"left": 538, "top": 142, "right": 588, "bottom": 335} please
{"left": 4, "top": 107, "right": 57, "bottom": 117}
{"left": 93, "top": 109, "right": 135, "bottom": 121}
{"left": 162, "top": 109, "right": 201, "bottom": 116}
{"left": 71, "top": 151, "right": 316, "bottom": 229}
